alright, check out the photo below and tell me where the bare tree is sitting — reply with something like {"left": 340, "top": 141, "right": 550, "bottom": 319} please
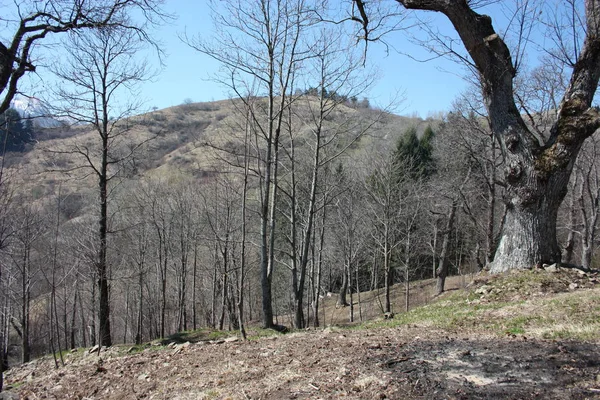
{"left": 0, "top": 0, "right": 166, "bottom": 115}
{"left": 190, "top": 0, "right": 315, "bottom": 329}
{"left": 571, "top": 136, "right": 600, "bottom": 269}
{"left": 48, "top": 26, "right": 154, "bottom": 347}
{"left": 352, "top": 0, "right": 600, "bottom": 272}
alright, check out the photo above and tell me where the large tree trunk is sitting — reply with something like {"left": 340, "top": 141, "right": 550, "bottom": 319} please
{"left": 337, "top": 262, "right": 349, "bottom": 307}
{"left": 364, "top": 0, "right": 600, "bottom": 272}
{"left": 490, "top": 172, "right": 568, "bottom": 272}
{"left": 431, "top": 1, "right": 594, "bottom": 271}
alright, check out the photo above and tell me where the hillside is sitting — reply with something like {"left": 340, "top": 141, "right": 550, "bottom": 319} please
{"left": 4, "top": 99, "right": 433, "bottom": 204}
{"left": 3, "top": 268, "right": 599, "bottom": 400}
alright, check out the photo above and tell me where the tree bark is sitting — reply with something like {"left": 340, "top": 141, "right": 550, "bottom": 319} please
{"left": 337, "top": 261, "right": 349, "bottom": 307}
{"left": 436, "top": 200, "right": 457, "bottom": 295}
{"left": 386, "top": 0, "right": 600, "bottom": 272}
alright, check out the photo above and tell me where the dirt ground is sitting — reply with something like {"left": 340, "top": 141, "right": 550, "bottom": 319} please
{"left": 3, "top": 325, "right": 599, "bottom": 400}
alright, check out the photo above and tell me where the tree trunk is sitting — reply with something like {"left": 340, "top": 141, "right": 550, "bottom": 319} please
{"left": 387, "top": 0, "right": 600, "bottom": 273}
{"left": 383, "top": 232, "right": 391, "bottom": 313}
{"left": 136, "top": 269, "right": 143, "bottom": 345}
{"left": 490, "top": 180, "right": 565, "bottom": 272}
{"left": 70, "top": 288, "right": 78, "bottom": 350}
{"left": 436, "top": 200, "right": 457, "bottom": 295}
{"left": 192, "top": 245, "right": 198, "bottom": 331}
{"left": 582, "top": 244, "right": 593, "bottom": 270}
{"left": 337, "top": 261, "right": 349, "bottom": 307}
{"left": 312, "top": 205, "right": 326, "bottom": 328}
{"left": 563, "top": 177, "right": 578, "bottom": 264}
{"left": 98, "top": 142, "right": 112, "bottom": 347}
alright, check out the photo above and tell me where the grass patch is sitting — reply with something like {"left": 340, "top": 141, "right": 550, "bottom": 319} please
{"left": 247, "top": 328, "right": 284, "bottom": 341}
{"left": 346, "top": 271, "right": 600, "bottom": 341}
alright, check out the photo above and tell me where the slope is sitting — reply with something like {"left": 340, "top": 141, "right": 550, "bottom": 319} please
{"left": 3, "top": 268, "right": 599, "bottom": 400}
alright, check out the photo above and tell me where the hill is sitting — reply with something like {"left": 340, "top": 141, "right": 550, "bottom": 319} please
{"left": 3, "top": 268, "right": 599, "bottom": 399}
{"left": 4, "top": 100, "right": 440, "bottom": 212}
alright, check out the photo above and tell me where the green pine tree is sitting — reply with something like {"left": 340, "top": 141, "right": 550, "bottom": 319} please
{"left": 0, "top": 108, "right": 33, "bottom": 153}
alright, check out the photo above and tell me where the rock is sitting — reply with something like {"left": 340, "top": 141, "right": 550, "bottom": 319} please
{"left": 137, "top": 373, "right": 149, "bottom": 381}
{"left": 383, "top": 312, "right": 394, "bottom": 320}
{"left": 569, "top": 283, "right": 579, "bottom": 290}
{"left": 475, "top": 285, "right": 491, "bottom": 295}
{"left": 88, "top": 344, "right": 100, "bottom": 354}
{"left": 224, "top": 336, "right": 239, "bottom": 343}
{"left": 544, "top": 264, "right": 559, "bottom": 273}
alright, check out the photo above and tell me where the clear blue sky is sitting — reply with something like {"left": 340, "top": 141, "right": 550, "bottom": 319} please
{"left": 18, "top": 1, "right": 555, "bottom": 118}
{"left": 141, "top": 1, "right": 468, "bottom": 118}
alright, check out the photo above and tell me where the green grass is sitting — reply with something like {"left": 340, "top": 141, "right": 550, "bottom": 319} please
{"left": 342, "top": 272, "right": 600, "bottom": 341}
{"left": 247, "top": 328, "right": 284, "bottom": 341}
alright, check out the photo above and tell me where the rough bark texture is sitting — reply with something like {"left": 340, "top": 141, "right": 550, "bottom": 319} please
{"left": 372, "top": 0, "right": 600, "bottom": 272}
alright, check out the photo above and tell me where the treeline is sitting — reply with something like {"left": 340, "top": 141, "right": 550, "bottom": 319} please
{"left": 0, "top": 109, "right": 34, "bottom": 153}
{"left": 1, "top": 96, "right": 599, "bottom": 367}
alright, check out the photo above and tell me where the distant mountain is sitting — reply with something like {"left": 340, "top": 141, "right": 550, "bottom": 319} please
{"left": 10, "top": 96, "right": 63, "bottom": 128}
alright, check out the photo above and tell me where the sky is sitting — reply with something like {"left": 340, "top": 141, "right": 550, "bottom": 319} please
{"left": 138, "top": 1, "right": 469, "bottom": 118}
{"left": 5, "top": 1, "right": 557, "bottom": 119}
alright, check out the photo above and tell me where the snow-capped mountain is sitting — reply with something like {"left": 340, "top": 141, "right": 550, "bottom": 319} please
{"left": 10, "top": 96, "right": 62, "bottom": 128}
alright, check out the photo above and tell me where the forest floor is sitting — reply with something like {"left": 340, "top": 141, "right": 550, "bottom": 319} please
{"left": 3, "top": 267, "right": 600, "bottom": 400}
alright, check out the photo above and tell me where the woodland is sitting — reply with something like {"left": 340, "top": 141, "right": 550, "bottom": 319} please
{"left": 0, "top": 0, "right": 600, "bottom": 396}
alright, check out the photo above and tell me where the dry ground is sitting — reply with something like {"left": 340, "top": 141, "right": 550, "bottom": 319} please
{"left": 3, "top": 269, "right": 600, "bottom": 400}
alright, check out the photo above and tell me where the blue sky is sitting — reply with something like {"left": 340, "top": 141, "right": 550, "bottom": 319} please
{"left": 13, "top": 1, "right": 559, "bottom": 118}
{"left": 140, "top": 1, "right": 469, "bottom": 118}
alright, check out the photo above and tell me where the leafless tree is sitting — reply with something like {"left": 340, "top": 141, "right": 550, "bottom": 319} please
{"left": 0, "top": 0, "right": 167, "bottom": 115}
{"left": 189, "top": 0, "right": 316, "bottom": 329}
{"left": 351, "top": 0, "right": 600, "bottom": 272}
{"left": 48, "top": 26, "right": 155, "bottom": 347}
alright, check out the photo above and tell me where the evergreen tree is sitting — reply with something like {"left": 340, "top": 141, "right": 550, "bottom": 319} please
{"left": 0, "top": 108, "right": 33, "bottom": 153}
{"left": 393, "top": 125, "right": 435, "bottom": 180}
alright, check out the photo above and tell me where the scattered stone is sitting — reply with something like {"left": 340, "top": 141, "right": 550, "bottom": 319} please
{"left": 137, "top": 373, "right": 149, "bottom": 381}
{"left": 88, "top": 344, "right": 100, "bottom": 354}
{"left": 475, "top": 285, "right": 491, "bottom": 295}
{"left": 569, "top": 283, "right": 579, "bottom": 290}
{"left": 224, "top": 336, "right": 239, "bottom": 343}
{"left": 383, "top": 312, "right": 394, "bottom": 320}
{"left": 544, "top": 264, "right": 559, "bottom": 273}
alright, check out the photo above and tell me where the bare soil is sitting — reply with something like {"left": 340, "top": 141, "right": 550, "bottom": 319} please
{"left": 3, "top": 270, "right": 600, "bottom": 400}
{"left": 3, "top": 325, "right": 599, "bottom": 400}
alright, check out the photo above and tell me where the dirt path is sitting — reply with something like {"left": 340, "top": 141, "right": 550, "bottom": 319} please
{"left": 5, "top": 326, "right": 599, "bottom": 400}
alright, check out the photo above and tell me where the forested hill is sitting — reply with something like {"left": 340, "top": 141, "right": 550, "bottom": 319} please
{"left": 6, "top": 98, "right": 434, "bottom": 202}
{"left": 0, "top": 96, "right": 442, "bottom": 365}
